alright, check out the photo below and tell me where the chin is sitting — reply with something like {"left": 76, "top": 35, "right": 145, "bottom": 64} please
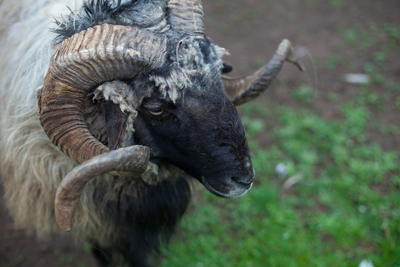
{"left": 201, "top": 175, "right": 253, "bottom": 198}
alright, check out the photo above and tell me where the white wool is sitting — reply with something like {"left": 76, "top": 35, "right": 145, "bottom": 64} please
{"left": 94, "top": 81, "right": 138, "bottom": 114}
{"left": 149, "top": 37, "right": 226, "bottom": 103}
{"left": 93, "top": 81, "right": 138, "bottom": 148}
{"left": 0, "top": 0, "right": 184, "bottom": 245}
{"left": 0, "top": 0, "right": 120, "bottom": 242}
{"left": 149, "top": 66, "right": 195, "bottom": 102}
{"left": 213, "top": 44, "right": 230, "bottom": 60}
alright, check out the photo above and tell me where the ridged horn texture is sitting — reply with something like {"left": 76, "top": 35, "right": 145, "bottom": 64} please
{"left": 55, "top": 146, "right": 150, "bottom": 232}
{"left": 222, "top": 39, "right": 306, "bottom": 106}
{"left": 168, "top": 0, "right": 204, "bottom": 36}
{"left": 39, "top": 24, "right": 167, "bottom": 177}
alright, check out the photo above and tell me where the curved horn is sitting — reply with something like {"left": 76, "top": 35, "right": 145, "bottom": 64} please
{"left": 39, "top": 24, "right": 167, "bottom": 176}
{"left": 168, "top": 0, "right": 204, "bottom": 36}
{"left": 222, "top": 39, "right": 305, "bottom": 106}
{"left": 55, "top": 146, "right": 150, "bottom": 231}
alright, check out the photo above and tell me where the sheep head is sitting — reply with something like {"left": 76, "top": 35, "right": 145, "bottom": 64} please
{"left": 38, "top": 0, "right": 304, "bottom": 231}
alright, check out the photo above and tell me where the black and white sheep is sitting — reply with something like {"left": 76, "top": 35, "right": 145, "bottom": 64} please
{"left": 0, "top": 0, "right": 304, "bottom": 266}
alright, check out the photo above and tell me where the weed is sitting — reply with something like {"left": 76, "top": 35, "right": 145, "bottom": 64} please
{"left": 241, "top": 101, "right": 269, "bottom": 116}
{"left": 242, "top": 116, "right": 265, "bottom": 137}
{"left": 327, "top": 92, "right": 340, "bottom": 102}
{"left": 292, "top": 84, "right": 314, "bottom": 104}
{"left": 326, "top": 55, "right": 341, "bottom": 70}
{"left": 372, "top": 51, "right": 388, "bottom": 66}
{"left": 384, "top": 23, "right": 400, "bottom": 42}
{"left": 341, "top": 24, "right": 382, "bottom": 52}
{"left": 395, "top": 97, "right": 400, "bottom": 109}
{"left": 383, "top": 80, "right": 400, "bottom": 92}
{"left": 378, "top": 124, "right": 399, "bottom": 136}
{"left": 82, "top": 244, "right": 92, "bottom": 254}
{"left": 54, "top": 249, "right": 89, "bottom": 267}
{"left": 330, "top": 0, "right": 343, "bottom": 8}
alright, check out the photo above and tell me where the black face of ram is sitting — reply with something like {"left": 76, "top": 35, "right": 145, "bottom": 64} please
{"left": 134, "top": 83, "right": 254, "bottom": 198}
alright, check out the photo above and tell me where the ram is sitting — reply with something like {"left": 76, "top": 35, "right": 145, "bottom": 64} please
{"left": 0, "top": 0, "right": 304, "bottom": 266}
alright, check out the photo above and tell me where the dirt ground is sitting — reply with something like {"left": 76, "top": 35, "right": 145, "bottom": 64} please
{"left": 1, "top": 0, "right": 399, "bottom": 266}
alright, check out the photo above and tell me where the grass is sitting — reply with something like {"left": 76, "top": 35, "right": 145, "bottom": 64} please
{"left": 156, "top": 20, "right": 400, "bottom": 266}
{"left": 156, "top": 100, "right": 400, "bottom": 267}
{"left": 54, "top": 250, "right": 90, "bottom": 267}
{"left": 291, "top": 84, "right": 315, "bottom": 104}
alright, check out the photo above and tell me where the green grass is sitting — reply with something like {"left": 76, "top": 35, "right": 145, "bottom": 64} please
{"left": 291, "top": 84, "right": 315, "bottom": 104}
{"left": 155, "top": 18, "right": 400, "bottom": 267}
{"left": 54, "top": 250, "right": 89, "bottom": 267}
{"left": 330, "top": 0, "right": 343, "bottom": 9}
{"left": 156, "top": 100, "right": 400, "bottom": 266}
{"left": 326, "top": 55, "right": 342, "bottom": 70}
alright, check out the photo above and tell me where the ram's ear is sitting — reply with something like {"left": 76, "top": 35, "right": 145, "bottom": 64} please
{"left": 100, "top": 100, "right": 129, "bottom": 150}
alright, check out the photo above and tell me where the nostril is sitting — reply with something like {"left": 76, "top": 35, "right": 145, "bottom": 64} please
{"left": 232, "top": 173, "right": 254, "bottom": 187}
{"left": 232, "top": 161, "right": 255, "bottom": 187}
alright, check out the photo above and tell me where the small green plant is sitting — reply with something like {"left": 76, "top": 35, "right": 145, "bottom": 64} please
{"left": 364, "top": 63, "right": 384, "bottom": 85}
{"left": 241, "top": 101, "right": 269, "bottom": 116}
{"left": 378, "top": 124, "right": 398, "bottom": 136}
{"left": 384, "top": 23, "right": 400, "bottom": 42}
{"left": 292, "top": 84, "right": 314, "bottom": 104}
{"left": 54, "top": 249, "right": 89, "bottom": 266}
{"left": 395, "top": 97, "right": 400, "bottom": 108}
{"left": 326, "top": 54, "right": 341, "bottom": 70}
{"left": 341, "top": 23, "right": 380, "bottom": 51}
{"left": 356, "top": 87, "right": 382, "bottom": 111}
{"left": 383, "top": 79, "right": 400, "bottom": 92}
{"left": 330, "top": 0, "right": 343, "bottom": 8}
{"left": 343, "top": 27, "right": 357, "bottom": 44}
{"left": 82, "top": 244, "right": 92, "bottom": 254}
{"left": 373, "top": 51, "right": 388, "bottom": 65}
{"left": 327, "top": 92, "right": 340, "bottom": 102}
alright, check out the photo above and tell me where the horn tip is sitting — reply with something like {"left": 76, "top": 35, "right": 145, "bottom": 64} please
{"left": 55, "top": 210, "right": 72, "bottom": 232}
{"left": 55, "top": 191, "right": 73, "bottom": 232}
{"left": 297, "top": 62, "right": 306, "bottom": 72}
{"left": 61, "top": 224, "right": 71, "bottom": 232}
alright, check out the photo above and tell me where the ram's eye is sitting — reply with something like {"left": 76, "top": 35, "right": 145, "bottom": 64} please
{"left": 147, "top": 108, "right": 165, "bottom": 116}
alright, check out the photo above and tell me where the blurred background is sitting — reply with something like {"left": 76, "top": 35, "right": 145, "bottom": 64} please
{"left": 1, "top": 0, "right": 399, "bottom": 266}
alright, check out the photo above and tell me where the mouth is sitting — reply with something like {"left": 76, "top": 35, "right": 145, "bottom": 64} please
{"left": 201, "top": 174, "right": 253, "bottom": 198}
